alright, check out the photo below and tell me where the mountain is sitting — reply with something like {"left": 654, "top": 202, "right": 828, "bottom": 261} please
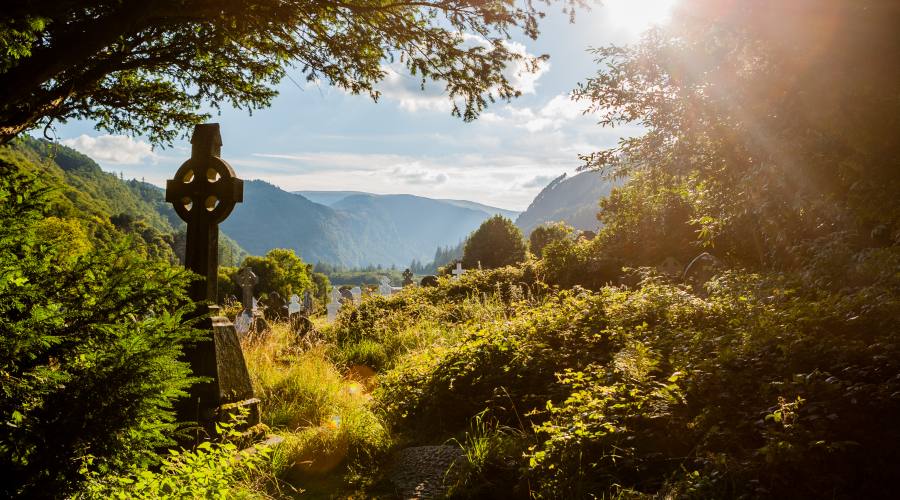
{"left": 223, "top": 184, "right": 503, "bottom": 267}
{"left": 4, "top": 136, "right": 248, "bottom": 266}
{"left": 297, "top": 190, "right": 519, "bottom": 220}
{"left": 436, "top": 199, "right": 519, "bottom": 220}
{"left": 515, "top": 171, "right": 617, "bottom": 235}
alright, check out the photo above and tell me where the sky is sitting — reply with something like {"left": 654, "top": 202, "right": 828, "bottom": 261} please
{"left": 49, "top": 0, "right": 676, "bottom": 211}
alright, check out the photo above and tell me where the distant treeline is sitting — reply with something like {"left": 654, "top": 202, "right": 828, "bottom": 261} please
{"left": 315, "top": 240, "right": 465, "bottom": 283}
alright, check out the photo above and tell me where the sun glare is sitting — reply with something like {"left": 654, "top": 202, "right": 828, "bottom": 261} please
{"left": 604, "top": 0, "right": 679, "bottom": 33}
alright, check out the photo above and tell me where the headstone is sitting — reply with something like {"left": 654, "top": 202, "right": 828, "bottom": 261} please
{"left": 326, "top": 288, "right": 341, "bottom": 321}
{"left": 302, "top": 290, "right": 314, "bottom": 315}
{"left": 288, "top": 294, "right": 302, "bottom": 316}
{"left": 420, "top": 275, "right": 439, "bottom": 287}
{"left": 452, "top": 262, "right": 466, "bottom": 281}
{"left": 237, "top": 267, "right": 258, "bottom": 313}
{"left": 683, "top": 252, "right": 722, "bottom": 294}
{"left": 378, "top": 276, "right": 393, "bottom": 296}
{"left": 402, "top": 268, "right": 414, "bottom": 287}
{"left": 165, "top": 123, "right": 258, "bottom": 434}
{"left": 263, "top": 291, "right": 287, "bottom": 321}
{"left": 339, "top": 288, "right": 354, "bottom": 303}
{"left": 657, "top": 256, "right": 683, "bottom": 277}
{"left": 350, "top": 286, "right": 362, "bottom": 303}
{"left": 234, "top": 310, "right": 252, "bottom": 336}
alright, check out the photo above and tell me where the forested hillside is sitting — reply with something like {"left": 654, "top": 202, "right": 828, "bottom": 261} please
{"left": 515, "top": 171, "right": 616, "bottom": 235}
{"left": 223, "top": 183, "right": 508, "bottom": 267}
{"left": 4, "top": 137, "right": 248, "bottom": 266}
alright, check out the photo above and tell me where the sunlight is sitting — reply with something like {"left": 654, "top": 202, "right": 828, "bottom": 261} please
{"left": 604, "top": 0, "right": 679, "bottom": 33}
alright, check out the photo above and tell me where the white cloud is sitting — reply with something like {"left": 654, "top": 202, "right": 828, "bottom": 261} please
{"left": 374, "top": 35, "right": 549, "bottom": 115}
{"left": 390, "top": 166, "right": 449, "bottom": 185}
{"left": 522, "top": 175, "right": 557, "bottom": 188}
{"left": 61, "top": 134, "right": 156, "bottom": 164}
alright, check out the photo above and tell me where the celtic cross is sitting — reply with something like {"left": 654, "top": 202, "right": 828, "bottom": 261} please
{"left": 166, "top": 123, "right": 243, "bottom": 302}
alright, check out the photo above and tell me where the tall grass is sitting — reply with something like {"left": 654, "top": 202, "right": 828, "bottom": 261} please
{"left": 241, "top": 322, "right": 390, "bottom": 489}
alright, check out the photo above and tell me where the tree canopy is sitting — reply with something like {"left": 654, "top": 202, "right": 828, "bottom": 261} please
{"left": 462, "top": 215, "right": 526, "bottom": 269}
{"left": 0, "top": 0, "right": 578, "bottom": 145}
{"left": 578, "top": 0, "right": 900, "bottom": 269}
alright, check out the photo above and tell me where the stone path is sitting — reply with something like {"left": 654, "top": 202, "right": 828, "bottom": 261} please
{"left": 389, "top": 445, "right": 465, "bottom": 499}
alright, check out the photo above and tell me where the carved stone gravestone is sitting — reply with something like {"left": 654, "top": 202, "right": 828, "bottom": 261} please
{"left": 378, "top": 276, "right": 393, "bottom": 296}
{"left": 263, "top": 291, "right": 287, "bottom": 321}
{"left": 237, "top": 267, "right": 258, "bottom": 313}
{"left": 452, "top": 262, "right": 466, "bottom": 281}
{"left": 402, "top": 268, "right": 414, "bottom": 287}
{"left": 288, "top": 294, "right": 302, "bottom": 316}
{"left": 302, "top": 290, "right": 314, "bottom": 315}
{"left": 350, "top": 286, "right": 362, "bottom": 303}
{"left": 326, "top": 288, "right": 341, "bottom": 321}
{"left": 165, "top": 123, "right": 258, "bottom": 434}
{"left": 683, "top": 252, "right": 722, "bottom": 295}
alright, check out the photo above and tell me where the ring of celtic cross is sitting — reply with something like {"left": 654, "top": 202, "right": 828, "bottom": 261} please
{"left": 169, "top": 156, "right": 241, "bottom": 224}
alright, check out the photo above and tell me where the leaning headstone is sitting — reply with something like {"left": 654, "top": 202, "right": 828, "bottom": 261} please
{"left": 378, "top": 276, "right": 393, "bottom": 296}
{"left": 326, "top": 288, "right": 341, "bottom": 321}
{"left": 234, "top": 310, "right": 252, "bottom": 336}
{"left": 452, "top": 262, "right": 466, "bottom": 281}
{"left": 402, "top": 268, "right": 414, "bottom": 287}
{"left": 420, "top": 275, "right": 439, "bottom": 287}
{"left": 658, "top": 256, "right": 683, "bottom": 277}
{"left": 350, "top": 286, "right": 362, "bottom": 303}
{"left": 288, "top": 294, "right": 302, "bottom": 316}
{"left": 165, "top": 123, "right": 259, "bottom": 435}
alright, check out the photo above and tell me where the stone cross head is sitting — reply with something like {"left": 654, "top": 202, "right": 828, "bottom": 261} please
{"left": 165, "top": 124, "right": 243, "bottom": 225}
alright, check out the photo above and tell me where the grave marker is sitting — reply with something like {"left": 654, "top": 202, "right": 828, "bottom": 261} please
{"left": 326, "top": 288, "right": 341, "bottom": 321}
{"left": 402, "top": 268, "right": 414, "bottom": 287}
{"left": 452, "top": 262, "right": 466, "bottom": 280}
{"left": 302, "top": 290, "right": 314, "bottom": 315}
{"left": 165, "top": 123, "right": 258, "bottom": 434}
{"left": 350, "top": 286, "right": 362, "bottom": 303}
{"left": 378, "top": 276, "right": 393, "bottom": 296}
{"left": 237, "top": 267, "right": 258, "bottom": 313}
{"left": 288, "top": 294, "right": 302, "bottom": 316}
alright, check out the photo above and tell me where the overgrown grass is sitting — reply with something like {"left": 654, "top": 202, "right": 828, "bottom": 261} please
{"left": 241, "top": 321, "right": 391, "bottom": 494}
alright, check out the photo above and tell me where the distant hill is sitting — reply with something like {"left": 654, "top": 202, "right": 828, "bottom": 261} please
{"left": 223, "top": 184, "right": 502, "bottom": 267}
{"left": 515, "top": 171, "right": 617, "bottom": 235}
{"left": 297, "top": 190, "right": 519, "bottom": 220}
{"left": 5, "top": 136, "right": 248, "bottom": 266}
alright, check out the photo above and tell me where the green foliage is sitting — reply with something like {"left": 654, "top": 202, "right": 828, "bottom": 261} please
{"left": 0, "top": 161, "right": 203, "bottom": 497}
{"left": 529, "top": 221, "right": 574, "bottom": 258}
{"left": 79, "top": 415, "right": 273, "bottom": 499}
{"left": 538, "top": 236, "right": 621, "bottom": 289}
{"left": 462, "top": 215, "right": 527, "bottom": 269}
{"left": 576, "top": 0, "right": 900, "bottom": 269}
{"left": 357, "top": 262, "right": 900, "bottom": 498}
{"left": 1, "top": 0, "right": 562, "bottom": 145}
{"left": 221, "top": 248, "right": 326, "bottom": 304}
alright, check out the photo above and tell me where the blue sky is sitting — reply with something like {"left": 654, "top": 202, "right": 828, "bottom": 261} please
{"left": 50, "top": 0, "right": 675, "bottom": 211}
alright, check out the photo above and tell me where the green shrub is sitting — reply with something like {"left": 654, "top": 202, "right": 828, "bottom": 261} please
{"left": 462, "top": 215, "right": 527, "bottom": 269}
{"left": 0, "top": 162, "right": 202, "bottom": 497}
{"left": 79, "top": 416, "right": 272, "bottom": 499}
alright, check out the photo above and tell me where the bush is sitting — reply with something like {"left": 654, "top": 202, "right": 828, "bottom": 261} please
{"left": 0, "top": 163, "right": 202, "bottom": 497}
{"left": 462, "top": 215, "right": 527, "bottom": 269}
{"left": 528, "top": 221, "right": 574, "bottom": 258}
